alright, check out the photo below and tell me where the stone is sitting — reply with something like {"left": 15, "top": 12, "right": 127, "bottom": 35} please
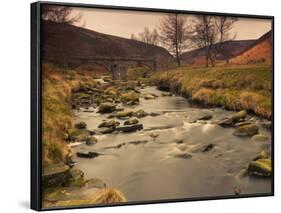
{"left": 198, "top": 114, "right": 213, "bottom": 120}
{"left": 252, "top": 150, "right": 269, "bottom": 161}
{"left": 76, "top": 151, "right": 100, "bottom": 158}
{"left": 124, "top": 118, "right": 139, "bottom": 125}
{"left": 233, "top": 124, "right": 259, "bottom": 137}
{"left": 251, "top": 134, "right": 269, "bottom": 142}
{"left": 232, "top": 110, "right": 247, "bottom": 122}
{"left": 234, "top": 121, "right": 253, "bottom": 127}
{"left": 143, "top": 94, "right": 156, "bottom": 100}
{"left": 116, "top": 111, "right": 133, "bottom": 119}
{"left": 98, "top": 102, "right": 116, "bottom": 113}
{"left": 74, "top": 121, "right": 87, "bottom": 129}
{"left": 172, "top": 153, "right": 192, "bottom": 159}
{"left": 218, "top": 117, "right": 233, "bottom": 127}
{"left": 248, "top": 158, "right": 272, "bottom": 177}
{"left": 128, "top": 140, "right": 148, "bottom": 145}
{"left": 98, "top": 120, "right": 120, "bottom": 128}
{"left": 201, "top": 144, "right": 214, "bottom": 152}
{"left": 133, "top": 109, "right": 148, "bottom": 118}
{"left": 261, "top": 121, "right": 272, "bottom": 130}
{"left": 85, "top": 136, "right": 98, "bottom": 145}
{"left": 149, "top": 133, "right": 159, "bottom": 138}
{"left": 116, "top": 124, "right": 143, "bottom": 133}
{"left": 98, "top": 127, "right": 115, "bottom": 134}
{"left": 121, "top": 91, "right": 139, "bottom": 105}
{"left": 42, "top": 163, "right": 71, "bottom": 188}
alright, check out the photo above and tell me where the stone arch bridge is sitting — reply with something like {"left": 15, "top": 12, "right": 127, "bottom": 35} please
{"left": 73, "top": 56, "right": 157, "bottom": 80}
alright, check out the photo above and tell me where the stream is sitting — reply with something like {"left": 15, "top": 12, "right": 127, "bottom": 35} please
{"left": 72, "top": 85, "right": 271, "bottom": 202}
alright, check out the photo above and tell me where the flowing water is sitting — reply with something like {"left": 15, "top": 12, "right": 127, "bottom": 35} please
{"left": 72, "top": 86, "right": 272, "bottom": 202}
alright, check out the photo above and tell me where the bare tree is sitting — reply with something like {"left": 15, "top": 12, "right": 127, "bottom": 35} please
{"left": 159, "top": 14, "right": 190, "bottom": 66}
{"left": 150, "top": 29, "right": 159, "bottom": 45}
{"left": 42, "top": 5, "right": 82, "bottom": 25}
{"left": 191, "top": 15, "right": 217, "bottom": 67}
{"left": 138, "top": 27, "right": 159, "bottom": 45}
{"left": 214, "top": 16, "right": 238, "bottom": 63}
{"left": 130, "top": 33, "right": 137, "bottom": 40}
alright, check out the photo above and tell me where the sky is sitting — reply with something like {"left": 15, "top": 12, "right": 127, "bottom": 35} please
{"left": 71, "top": 7, "right": 271, "bottom": 41}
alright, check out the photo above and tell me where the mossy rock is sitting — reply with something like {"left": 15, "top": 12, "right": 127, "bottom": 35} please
{"left": 42, "top": 163, "right": 71, "bottom": 188}
{"left": 44, "top": 188, "right": 127, "bottom": 207}
{"left": 143, "top": 93, "right": 156, "bottom": 100}
{"left": 104, "top": 87, "right": 118, "bottom": 96}
{"left": 232, "top": 110, "right": 247, "bottom": 122}
{"left": 98, "top": 120, "right": 120, "bottom": 128}
{"left": 98, "top": 102, "right": 116, "bottom": 113}
{"left": 233, "top": 124, "right": 259, "bottom": 137}
{"left": 124, "top": 118, "right": 139, "bottom": 125}
{"left": 248, "top": 158, "right": 272, "bottom": 177}
{"left": 85, "top": 136, "right": 98, "bottom": 145}
{"left": 149, "top": 133, "right": 159, "bottom": 138}
{"left": 251, "top": 134, "right": 269, "bottom": 142}
{"left": 121, "top": 91, "right": 139, "bottom": 104}
{"left": 116, "top": 111, "right": 134, "bottom": 118}
{"left": 218, "top": 117, "right": 233, "bottom": 127}
{"left": 133, "top": 109, "right": 148, "bottom": 118}
{"left": 74, "top": 121, "right": 87, "bottom": 129}
{"left": 68, "top": 128, "right": 91, "bottom": 141}
{"left": 253, "top": 150, "right": 269, "bottom": 161}
{"left": 67, "top": 169, "right": 85, "bottom": 187}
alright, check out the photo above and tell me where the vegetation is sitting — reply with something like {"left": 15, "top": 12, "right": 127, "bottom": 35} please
{"left": 150, "top": 63, "right": 272, "bottom": 118}
{"left": 42, "top": 63, "right": 94, "bottom": 168}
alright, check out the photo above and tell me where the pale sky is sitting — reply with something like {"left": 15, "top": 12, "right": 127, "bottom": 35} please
{"left": 72, "top": 7, "right": 271, "bottom": 41}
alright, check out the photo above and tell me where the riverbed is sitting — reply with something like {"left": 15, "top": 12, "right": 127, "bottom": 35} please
{"left": 72, "top": 85, "right": 272, "bottom": 202}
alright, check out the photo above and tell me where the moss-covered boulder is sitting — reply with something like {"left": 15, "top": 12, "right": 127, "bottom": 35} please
{"left": 251, "top": 134, "right": 269, "bottom": 142}
{"left": 124, "top": 118, "right": 139, "bottom": 125}
{"left": 233, "top": 124, "right": 259, "bottom": 137}
{"left": 232, "top": 110, "right": 247, "bottom": 122}
{"left": 248, "top": 158, "right": 272, "bottom": 177}
{"left": 116, "top": 124, "right": 143, "bottom": 133}
{"left": 42, "top": 163, "right": 71, "bottom": 188}
{"left": 85, "top": 136, "right": 98, "bottom": 145}
{"left": 47, "top": 188, "right": 126, "bottom": 207}
{"left": 143, "top": 93, "right": 157, "bottom": 100}
{"left": 121, "top": 91, "right": 139, "bottom": 105}
{"left": 74, "top": 121, "right": 87, "bottom": 129}
{"left": 252, "top": 150, "right": 269, "bottom": 161}
{"left": 133, "top": 109, "right": 148, "bottom": 118}
{"left": 218, "top": 117, "right": 233, "bottom": 127}
{"left": 115, "top": 111, "right": 134, "bottom": 119}
{"left": 104, "top": 87, "right": 118, "bottom": 96}
{"left": 98, "top": 120, "right": 120, "bottom": 128}
{"left": 98, "top": 102, "right": 116, "bottom": 113}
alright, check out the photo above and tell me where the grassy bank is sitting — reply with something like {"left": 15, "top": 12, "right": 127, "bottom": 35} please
{"left": 150, "top": 63, "right": 272, "bottom": 118}
{"left": 42, "top": 63, "right": 95, "bottom": 168}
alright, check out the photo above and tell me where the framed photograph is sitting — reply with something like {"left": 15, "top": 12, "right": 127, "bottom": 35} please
{"left": 31, "top": 1, "right": 274, "bottom": 211}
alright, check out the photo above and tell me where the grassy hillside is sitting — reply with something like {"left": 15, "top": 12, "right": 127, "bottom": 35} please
{"left": 42, "top": 21, "right": 173, "bottom": 69}
{"left": 42, "top": 63, "right": 95, "bottom": 167}
{"left": 230, "top": 31, "right": 272, "bottom": 64}
{"left": 151, "top": 63, "right": 272, "bottom": 118}
{"left": 180, "top": 40, "right": 256, "bottom": 65}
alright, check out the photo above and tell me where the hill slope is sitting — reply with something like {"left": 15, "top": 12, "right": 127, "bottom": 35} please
{"left": 42, "top": 21, "right": 173, "bottom": 69}
{"left": 230, "top": 31, "right": 272, "bottom": 64}
{"left": 180, "top": 40, "right": 256, "bottom": 65}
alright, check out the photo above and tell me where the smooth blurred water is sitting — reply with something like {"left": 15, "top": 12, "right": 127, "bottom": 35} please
{"left": 73, "top": 86, "right": 272, "bottom": 202}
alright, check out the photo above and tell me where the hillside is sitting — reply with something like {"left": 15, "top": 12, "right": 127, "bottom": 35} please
{"left": 230, "top": 31, "right": 272, "bottom": 64}
{"left": 180, "top": 40, "right": 256, "bottom": 65}
{"left": 41, "top": 21, "right": 173, "bottom": 69}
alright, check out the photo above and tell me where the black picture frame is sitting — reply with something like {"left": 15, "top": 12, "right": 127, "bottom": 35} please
{"left": 31, "top": 1, "right": 274, "bottom": 211}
